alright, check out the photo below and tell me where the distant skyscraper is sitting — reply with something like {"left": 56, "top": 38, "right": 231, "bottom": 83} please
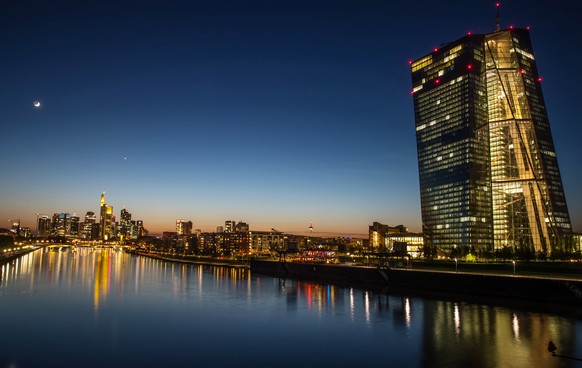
{"left": 10, "top": 219, "right": 20, "bottom": 235}
{"left": 225, "top": 220, "right": 235, "bottom": 233}
{"left": 176, "top": 219, "right": 193, "bottom": 235}
{"left": 70, "top": 215, "right": 80, "bottom": 238}
{"left": 119, "top": 209, "right": 132, "bottom": 240}
{"left": 99, "top": 193, "right": 114, "bottom": 240}
{"left": 410, "top": 26, "right": 572, "bottom": 256}
{"left": 81, "top": 211, "right": 97, "bottom": 240}
{"left": 38, "top": 215, "right": 51, "bottom": 237}
{"left": 51, "top": 213, "right": 72, "bottom": 237}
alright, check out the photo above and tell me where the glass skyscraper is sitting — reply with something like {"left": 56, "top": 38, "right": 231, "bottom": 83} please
{"left": 410, "top": 27, "right": 572, "bottom": 257}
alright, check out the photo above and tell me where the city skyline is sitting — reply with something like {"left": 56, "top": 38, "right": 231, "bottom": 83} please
{"left": 2, "top": 1, "right": 582, "bottom": 236}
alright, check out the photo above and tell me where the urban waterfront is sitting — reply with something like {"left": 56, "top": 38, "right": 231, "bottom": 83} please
{"left": 1, "top": 249, "right": 581, "bottom": 368}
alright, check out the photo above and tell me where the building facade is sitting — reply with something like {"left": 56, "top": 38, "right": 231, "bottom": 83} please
{"left": 411, "top": 27, "right": 572, "bottom": 256}
{"left": 99, "top": 193, "right": 114, "bottom": 240}
{"left": 38, "top": 215, "right": 51, "bottom": 237}
{"left": 176, "top": 219, "right": 193, "bottom": 235}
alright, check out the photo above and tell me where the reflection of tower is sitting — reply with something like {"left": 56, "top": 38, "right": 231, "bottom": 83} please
{"left": 99, "top": 193, "right": 114, "bottom": 241}
{"left": 93, "top": 250, "right": 111, "bottom": 312}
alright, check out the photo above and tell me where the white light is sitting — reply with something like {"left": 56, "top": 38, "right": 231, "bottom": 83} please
{"left": 33, "top": 101, "right": 41, "bottom": 108}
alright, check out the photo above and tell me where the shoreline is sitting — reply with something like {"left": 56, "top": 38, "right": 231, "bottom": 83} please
{"left": 250, "top": 259, "right": 582, "bottom": 307}
{"left": 130, "top": 251, "right": 250, "bottom": 269}
{"left": 122, "top": 251, "right": 582, "bottom": 306}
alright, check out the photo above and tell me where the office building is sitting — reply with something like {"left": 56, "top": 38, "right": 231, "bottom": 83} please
{"left": 81, "top": 212, "right": 97, "bottom": 240}
{"left": 119, "top": 209, "right": 132, "bottom": 240}
{"left": 38, "top": 215, "right": 51, "bottom": 237}
{"left": 176, "top": 219, "right": 193, "bottom": 235}
{"left": 410, "top": 25, "right": 572, "bottom": 256}
{"left": 70, "top": 215, "right": 80, "bottom": 238}
{"left": 51, "top": 213, "right": 72, "bottom": 237}
{"left": 99, "top": 193, "right": 114, "bottom": 240}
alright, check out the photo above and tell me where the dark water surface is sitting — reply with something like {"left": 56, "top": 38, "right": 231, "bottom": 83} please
{"left": 1, "top": 248, "right": 581, "bottom": 368}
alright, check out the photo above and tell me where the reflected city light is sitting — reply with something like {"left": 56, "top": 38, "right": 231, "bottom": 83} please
{"left": 454, "top": 303, "right": 461, "bottom": 336}
{"left": 364, "top": 291, "right": 370, "bottom": 324}
{"left": 405, "top": 297, "right": 411, "bottom": 328}
{"left": 349, "top": 288, "right": 355, "bottom": 322}
{"left": 513, "top": 313, "right": 520, "bottom": 341}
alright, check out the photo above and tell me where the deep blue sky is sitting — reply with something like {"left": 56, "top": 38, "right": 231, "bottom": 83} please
{"left": 2, "top": 0, "right": 581, "bottom": 236}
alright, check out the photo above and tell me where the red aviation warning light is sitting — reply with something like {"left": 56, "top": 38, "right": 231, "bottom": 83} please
{"left": 537, "top": 77, "right": 543, "bottom": 82}
{"left": 467, "top": 64, "right": 473, "bottom": 70}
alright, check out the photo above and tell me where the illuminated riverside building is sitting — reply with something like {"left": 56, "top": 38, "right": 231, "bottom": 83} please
{"left": 411, "top": 26, "right": 572, "bottom": 256}
{"left": 369, "top": 222, "right": 408, "bottom": 250}
{"left": 249, "top": 231, "right": 284, "bottom": 254}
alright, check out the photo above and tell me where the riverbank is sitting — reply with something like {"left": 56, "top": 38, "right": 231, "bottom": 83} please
{"left": 127, "top": 251, "right": 582, "bottom": 306}
{"left": 251, "top": 259, "right": 582, "bottom": 306}
{"left": 130, "top": 251, "right": 250, "bottom": 269}
{"left": 0, "top": 247, "right": 39, "bottom": 266}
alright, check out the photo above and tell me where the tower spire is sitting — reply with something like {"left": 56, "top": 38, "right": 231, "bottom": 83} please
{"left": 495, "top": 2, "right": 501, "bottom": 31}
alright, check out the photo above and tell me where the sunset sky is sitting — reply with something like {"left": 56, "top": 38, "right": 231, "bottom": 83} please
{"left": 2, "top": 0, "right": 581, "bottom": 236}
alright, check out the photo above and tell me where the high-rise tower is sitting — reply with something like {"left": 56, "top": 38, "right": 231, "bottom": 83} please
{"left": 410, "top": 27, "right": 572, "bottom": 256}
{"left": 99, "top": 193, "right": 114, "bottom": 241}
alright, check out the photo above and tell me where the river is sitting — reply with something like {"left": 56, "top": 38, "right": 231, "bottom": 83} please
{"left": 0, "top": 247, "right": 580, "bottom": 368}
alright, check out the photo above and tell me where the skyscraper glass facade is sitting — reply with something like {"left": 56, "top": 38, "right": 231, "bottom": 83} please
{"left": 411, "top": 28, "right": 572, "bottom": 256}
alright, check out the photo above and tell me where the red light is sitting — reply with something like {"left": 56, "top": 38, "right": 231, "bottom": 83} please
{"left": 520, "top": 69, "right": 525, "bottom": 74}
{"left": 435, "top": 79, "right": 440, "bottom": 84}
{"left": 467, "top": 64, "right": 473, "bottom": 70}
{"left": 537, "top": 77, "right": 543, "bottom": 82}
{"left": 467, "top": 31, "right": 472, "bottom": 35}
{"left": 408, "top": 60, "right": 412, "bottom": 65}
{"left": 496, "top": 2, "right": 500, "bottom": 7}
{"left": 526, "top": 26, "right": 531, "bottom": 30}
{"left": 509, "top": 25, "right": 514, "bottom": 29}
{"left": 434, "top": 48, "right": 438, "bottom": 52}
{"left": 410, "top": 90, "right": 415, "bottom": 95}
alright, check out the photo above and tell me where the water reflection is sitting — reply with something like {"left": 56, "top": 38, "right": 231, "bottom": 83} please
{"left": 0, "top": 249, "right": 581, "bottom": 368}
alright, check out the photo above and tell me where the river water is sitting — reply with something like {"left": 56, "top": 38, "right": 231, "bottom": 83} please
{"left": 0, "top": 248, "right": 581, "bottom": 368}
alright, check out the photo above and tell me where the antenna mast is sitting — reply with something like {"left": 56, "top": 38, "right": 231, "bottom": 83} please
{"left": 495, "top": 2, "right": 501, "bottom": 31}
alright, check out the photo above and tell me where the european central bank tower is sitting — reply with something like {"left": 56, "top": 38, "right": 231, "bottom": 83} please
{"left": 410, "top": 26, "right": 572, "bottom": 256}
